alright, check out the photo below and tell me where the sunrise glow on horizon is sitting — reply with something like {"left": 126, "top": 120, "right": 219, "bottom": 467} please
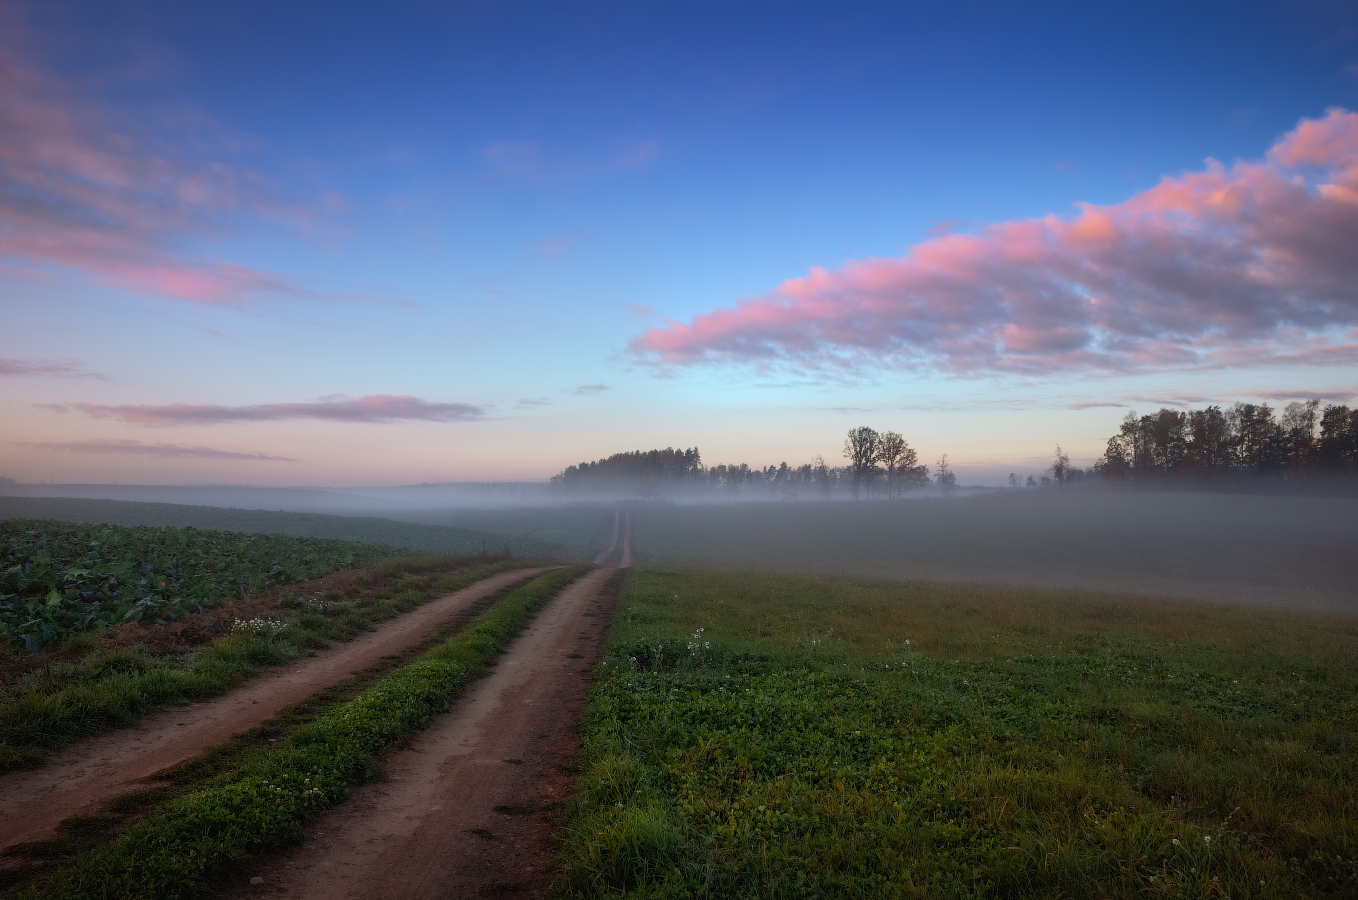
{"left": 4, "top": 1, "right": 1358, "bottom": 486}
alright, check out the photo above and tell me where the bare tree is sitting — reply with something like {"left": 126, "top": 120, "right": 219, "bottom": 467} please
{"left": 1050, "top": 445, "right": 1072, "bottom": 488}
{"left": 843, "top": 426, "right": 880, "bottom": 499}
{"left": 809, "top": 454, "right": 832, "bottom": 500}
{"left": 934, "top": 454, "right": 957, "bottom": 496}
{"left": 1008, "top": 472, "right": 1019, "bottom": 488}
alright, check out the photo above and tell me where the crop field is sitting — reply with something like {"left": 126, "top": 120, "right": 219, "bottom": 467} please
{"left": 0, "top": 495, "right": 549, "bottom": 557}
{"left": 0, "top": 518, "right": 397, "bottom": 650}
{"left": 560, "top": 565, "right": 1358, "bottom": 899}
{"left": 0, "top": 518, "right": 528, "bottom": 770}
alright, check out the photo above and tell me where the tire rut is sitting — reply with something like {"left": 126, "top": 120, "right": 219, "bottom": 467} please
{"left": 230, "top": 565, "right": 621, "bottom": 900}
{"left": 0, "top": 567, "right": 548, "bottom": 854}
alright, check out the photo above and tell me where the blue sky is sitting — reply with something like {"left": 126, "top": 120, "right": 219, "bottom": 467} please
{"left": 3, "top": 0, "right": 1358, "bottom": 485}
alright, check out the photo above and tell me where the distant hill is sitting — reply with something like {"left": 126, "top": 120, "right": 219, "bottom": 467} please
{"left": 0, "top": 496, "right": 549, "bottom": 558}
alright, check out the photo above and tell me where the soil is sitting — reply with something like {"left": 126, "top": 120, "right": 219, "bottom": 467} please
{"left": 225, "top": 565, "right": 623, "bottom": 900}
{"left": 618, "top": 511, "right": 634, "bottom": 568}
{"left": 0, "top": 567, "right": 547, "bottom": 854}
{"left": 592, "top": 510, "right": 620, "bottom": 565}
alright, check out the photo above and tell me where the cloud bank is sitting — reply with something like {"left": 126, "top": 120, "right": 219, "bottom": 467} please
{"left": 633, "top": 109, "right": 1358, "bottom": 376}
{"left": 20, "top": 439, "right": 293, "bottom": 461}
{"left": 0, "top": 12, "right": 316, "bottom": 305}
{"left": 47, "top": 394, "right": 485, "bottom": 425}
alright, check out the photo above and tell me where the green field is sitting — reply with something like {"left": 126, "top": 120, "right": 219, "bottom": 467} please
{"left": 627, "top": 492, "right": 1358, "bottom": 612}
{"left": 1, "top": 518, "right": 397, "bottom": 649}
{"left": 559, "top": 566, "right": 1358, "bottom": 899}
{"left": 0, "top": 547, "right": 527, "bottom": 770}
{"left": 0, "top": 496, "right": 549, "bottom": 558}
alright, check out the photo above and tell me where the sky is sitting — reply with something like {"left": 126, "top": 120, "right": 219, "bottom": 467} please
{"left": 3, "top": 0, "right": 1358, "bottom": 487}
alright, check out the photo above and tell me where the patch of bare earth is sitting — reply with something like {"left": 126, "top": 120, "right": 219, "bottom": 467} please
{"left": 0, "top": 567, "right": 547, "bottom": 854}
{"left": 227, "top": 566, "right": 622, "bottom": 900}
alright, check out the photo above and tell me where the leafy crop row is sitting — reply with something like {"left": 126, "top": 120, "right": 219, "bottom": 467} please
{"left": 0, "top": 519, "right": 395, "bottom": 648}
{"left": 18, "top": 566, "right": 586, "bottom": 900}
{"left": 0, "top": 555, "right": 527, "bottom": 771}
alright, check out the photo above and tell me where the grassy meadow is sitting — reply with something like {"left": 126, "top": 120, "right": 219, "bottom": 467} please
{"left": 558, "top": 565, "right": 1358, "bottom": 899}
{"left": 627, "top": 492, "right": 1358, "bottom": 613}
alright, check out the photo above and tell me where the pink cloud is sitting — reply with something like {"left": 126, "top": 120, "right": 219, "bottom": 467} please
{"left": 48, "top": 394, "right": 485, "bottom": 425}
{"left": 18, "top": 439, "right": 294, "bottom": 461}
{"left": 0, "top": 357, "right": 106, "bottom": 379}
{"left": 633, "top": 108, "right": 1358, "bottom": 375}
{"left": 0, "top": 14, "right": 317, "bottom": 305}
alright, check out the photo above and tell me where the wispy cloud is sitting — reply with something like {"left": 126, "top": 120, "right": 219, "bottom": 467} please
{"left": 515, "top": 397, "right": 552, "bottom": 408}
{"left": 1251, "top": 388, "right": 1358, "bottom": 402}
{"left": 0, "top": 12, "right": 325, "bottom": 305}
{"left": 569, "top": 384, "right": 610, "bottom": 395}
{"left": 479, "top": 137, "right": 660, "bottom": 181}
{"left": 44, "top": 394, "right": 485, "bottom": 426}
{"left": 634, "top": 108, "right": 1358, "bottom": 377}
{"left": 0, "top": 357, "right": 106, "bottom": 379}
{"left": 19, "top": 439, "right": 294, "bottom": 461}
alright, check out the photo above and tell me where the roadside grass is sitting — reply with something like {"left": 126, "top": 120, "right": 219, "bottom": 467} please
{"left": 0, "top": 570, "right": 529, "bottom": 892}
{"left": 15, "top": 565, "right": 588, "bottom": 900}
{"left": 556, "top": 566, "right": 1358, "bottom": 899}
{"left": 0, "top": 553, "right": 530, "bottom": 772}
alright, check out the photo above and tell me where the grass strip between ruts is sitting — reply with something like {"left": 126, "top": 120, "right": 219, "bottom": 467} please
{"left": 0, "top": 556, "right": 530, "bottom": 772}
{"left": 17, "top": 565, "right": 588, "bottom": 900}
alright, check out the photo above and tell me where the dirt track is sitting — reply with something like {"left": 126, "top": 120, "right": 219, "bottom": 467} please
{"left": 231, "top": 565, "right": 620, "bottom": 899}
{"left": 0, "top": 567, "right": 545, "bottom": 853}
{"left": 593, "top": 510, "right": 633, "bottom": 568}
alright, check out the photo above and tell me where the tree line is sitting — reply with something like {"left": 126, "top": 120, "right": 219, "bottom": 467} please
{"left": 550, "top": 429, "right": 959, "bottom": 500}
{"left": 1095, "top": 399, "right": 1358, "bottom": 487}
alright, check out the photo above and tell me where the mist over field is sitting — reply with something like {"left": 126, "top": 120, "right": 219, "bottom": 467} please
{"left": 6, "top": 479, "right": 1354, "bottom": 613}
{"left": 627, "top": 491, "right": 1358, "bottom": 612}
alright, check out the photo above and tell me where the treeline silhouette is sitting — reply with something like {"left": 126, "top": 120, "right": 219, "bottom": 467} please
{"left": 551, "top": 429, "right": 958, "bottom": 500}
{"left": 551, "top": 448, "right": 843, "bottom": 499}
{"left": 1097, "top": 399, "right": 1358, "bottom": 487}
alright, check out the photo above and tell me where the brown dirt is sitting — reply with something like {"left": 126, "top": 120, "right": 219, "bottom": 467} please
{"left": 618, "top": 510, "right": 634, "bottom": 568}
{"left": 225, "top": 565, "right": 622, "bottom": 900}
{"left": 0, "top": 567, "right": 547, "bottom": 854}
{"left": 592, "top": 510, "right": 620, "bottom": 565}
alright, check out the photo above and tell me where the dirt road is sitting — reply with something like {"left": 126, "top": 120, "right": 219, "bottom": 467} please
{"left": 593, "top": 510, "right": 633, "bottom": 568}
{"left": 0, "top": 567, "right": 545, "bottom": 853}
{"left": 592, "top": 510, "right": 620, "bottom": 565}
{"left": 232, "top": 565, "right": 620, "bottom": 899}
{"left": 619, "top": 510, "right": 634, "bottom": 568}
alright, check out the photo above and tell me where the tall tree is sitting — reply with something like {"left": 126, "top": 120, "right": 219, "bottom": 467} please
{"left": 843, "top": 426, "right": 880, "bottom": 500}
{"left": 876, "top": 431, "right": 928, "bottom": 499}
{"left": 934, "top": 454, "right": 957, "bottom": 496}
{"left": 1050, "top": 446, "right": 1072, "bottom": 487}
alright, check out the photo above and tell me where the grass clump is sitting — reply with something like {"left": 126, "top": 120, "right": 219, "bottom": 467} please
{"left": 556, "top": 565, "right": 1358, "bottom": 899}
{"left": 17, "top": 566, "right": 587, "bottom": 900}
{"left": 0, "top": 554, "right": 529, "bottom": 771}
